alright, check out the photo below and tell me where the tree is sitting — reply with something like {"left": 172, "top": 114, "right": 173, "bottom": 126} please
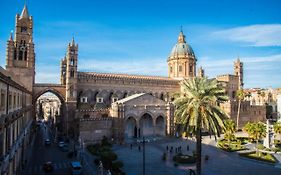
{"left": 236, "top": 89, "right": 245, "bottom": 130}
{"left": 273, "top": 122, "right": 281, "bottom": 141}
{"left": 243, "top": 122, "right": 266, "bottom": 155}
{"left": 174, "top": 77, "right": 229, "bottom": 175}
{"left": 224, "top": 119, "right": 236, "bottom": 145}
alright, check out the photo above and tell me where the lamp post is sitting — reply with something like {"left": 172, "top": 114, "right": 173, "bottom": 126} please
{"left": 142, "top": 136, "right": 145, "bottom": 175}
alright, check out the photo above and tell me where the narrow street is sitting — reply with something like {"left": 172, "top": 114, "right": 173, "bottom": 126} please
{"left": 22, "top": 122, "right": 75, "bottom": 175}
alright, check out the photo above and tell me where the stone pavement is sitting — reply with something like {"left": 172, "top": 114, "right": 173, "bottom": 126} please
{"left": 112, "top": 136, "right": 281, "bottom": 175}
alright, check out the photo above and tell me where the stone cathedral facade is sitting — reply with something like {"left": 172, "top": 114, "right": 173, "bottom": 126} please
{"left": 2, "top": 5, "right": 266, "bottom": 148}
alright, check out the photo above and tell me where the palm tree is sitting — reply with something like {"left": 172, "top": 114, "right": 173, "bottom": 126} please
{"left": 174, "top": 77, "right": 229, "bottom": 175}
{"left": 243, "top": 122, "right": 266, "bottom": 155}
{"left": 224, "top": 119, "right": 236, "bottom": 145}
{"left": 273, "top": 122, "right": 281, "bottom": 141}
{"left": 236, "top": 89, "right": 245, "bottom": 130}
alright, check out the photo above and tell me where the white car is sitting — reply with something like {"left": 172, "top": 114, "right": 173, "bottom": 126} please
{"left": 58, "top": 141, "right": 64, "bottom": 148}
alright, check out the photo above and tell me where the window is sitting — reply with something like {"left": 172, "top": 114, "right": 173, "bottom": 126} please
{"left": 19, "top": 51, "right": 23, "bottom": 60}
{"left": 13, "top": 94, "right": 16, "bottom": 107}
{"left": 189, "top": 65, "right": 193, "bottom": 73}
{"left": 70, "top": 58, "right": 75, "bottom": 66}
{"left": 97, "top": 97, "right": 103, "bottom": 103}
{"left": 14, "top": 50, "right": 17, "bottom": 60}
{"left": 24, "top": 51, "right": 27, "bottom": 61}
{"left": 170, "top": 66, "right": 173, "bottom": 73}
{"left": 112, "top": 98, "right": 118, "bottom": 103}
{"left": 80, "top": 97, "right": 87, "bottom": 103}
{"left": 70, "top": 70, "right": 75, "bottom": 77}
{"left": 179, "top": 65, "right": 182, "bottom": 72}
{"left": 17, "top": 94, "right": 20, "bottom": 107}
{"left": 0, "top": 91, "right": 5, "bottom": 110}
{"left": 21, "top": 27, "right": 27, "bottom": 33}
{"left": 232, "top": 91, "right": 236, "bottom": 99}
{"left": 8, "top": 94, "right": 12, "bottom": 109}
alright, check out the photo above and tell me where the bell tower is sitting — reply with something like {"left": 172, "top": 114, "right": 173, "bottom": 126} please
{"left": 234, "top": 58, "right": 244, "bottom": 89}
{"left": 65, "top": 38, "right": 78, "bottom": 102}
{"left": 6, "top": 4, "right": 35, "bottom": 92}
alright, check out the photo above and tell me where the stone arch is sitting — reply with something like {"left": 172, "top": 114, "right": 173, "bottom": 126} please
{"left": 33, "top": 88, "right": 65, "bottom": 103}
{"left": 155, "top": 115, "right": 165, "bottom": 136}
{"left": 114, "top": 90, "right": 122, "bottom": 99}
{"left": 108, "top": 90, "right": 115, "bottom": 104}
{"left": 79, "top": 89, "right": 92, "bottom": 102}
{"left": 125, "top": 117, "right": 137, "bottom": 139}
{"left": 139, "top": 113, "right": 154, "bottom": 137}
{"left": 123, "top": 91, "right": 128, "bottom": 98}
{"left": 91, "top": 90, "right": 99, "bottom": 104}
{"left": 33, "top": 88, "right": 65, "bottom": 133}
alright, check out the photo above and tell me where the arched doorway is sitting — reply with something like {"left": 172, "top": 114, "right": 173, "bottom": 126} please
{"left": 125, "top": 117, "right": 137, "bottom": 139}
{"left": 139, "top": 113, "right": 153, "bottom": 137}
{"left": 155, "top": 116, "right": 165, "bottom": 136}
{"left": 34, "top": 90, "right": 65, "bottom": 136}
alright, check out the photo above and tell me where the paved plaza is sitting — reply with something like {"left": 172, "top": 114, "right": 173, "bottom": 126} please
{"left": 112, "top": 136, "right": 281, "bottom": 175}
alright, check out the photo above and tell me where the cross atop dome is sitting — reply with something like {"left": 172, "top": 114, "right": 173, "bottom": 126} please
{"left": 178, "top": 30, "right": 186, "bottom": 43}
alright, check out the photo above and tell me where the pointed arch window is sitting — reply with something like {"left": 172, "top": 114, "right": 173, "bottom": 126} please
{"left": 14, "top": 50, "right": 17, "bottom": 60}
{"left": 24, "top": 51, "right": 27, "bottom": 61}
{"left": 70, "top": 57, "right": 75, "bottom": 66}
{"left": 19, "top": 51, "right": 23, "bottom": 60}
{"left": 70, "top": 70, "right": 75, "bottom": 77}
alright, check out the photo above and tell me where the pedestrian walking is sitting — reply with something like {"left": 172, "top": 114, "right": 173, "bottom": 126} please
{"left": 138, "top": 145, "right": 141, "bottom": 151}
{"left": 166, "top": 145, "right": 169, "bottom": 151}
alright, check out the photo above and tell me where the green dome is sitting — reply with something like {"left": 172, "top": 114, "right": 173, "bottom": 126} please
{"left": 168, "top": 31, "right": 195, "bottom": 59}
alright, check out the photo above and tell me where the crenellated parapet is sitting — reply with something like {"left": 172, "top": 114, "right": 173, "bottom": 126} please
{"left": 77, "top": 72, "right": 180, "bottom": 86}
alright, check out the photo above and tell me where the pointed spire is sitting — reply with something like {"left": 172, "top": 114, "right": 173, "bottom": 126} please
{"left": 237, "top": 56, "right": 240, "bottom": 62}
{"left": 20, "top": 3, "right": 29, "bottom": 18}
{"left": 178, "top": 28, "right": 186, "bottom": 43}
{"left": 71, "top": 37, "right": 75, "bottom": 46}
{"left": 9, "top": 31, "right": 13, "bottom": 41}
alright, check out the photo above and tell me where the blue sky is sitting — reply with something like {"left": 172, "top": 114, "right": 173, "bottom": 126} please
{"left": 0, "top": 0, "right": 281, "bottom": 88}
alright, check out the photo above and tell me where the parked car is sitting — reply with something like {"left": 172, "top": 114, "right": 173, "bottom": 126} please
{"left": 61, "top": 144, "right": 69, "bottom": 152}
{"left": 43, "top": 161, "right": 53, "bottom": 172}
{"left": 70, "top": 161, "right": 83, "bottom": 175}
{"left": 45, "top": 139, "right": 51, "bottom": 145}
{"left": 58, "top": 141, "right": 64, "bottom": 148}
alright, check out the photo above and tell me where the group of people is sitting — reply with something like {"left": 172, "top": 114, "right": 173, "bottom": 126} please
{"left": 166, "top": 145, "right": 189, "bottom": 154}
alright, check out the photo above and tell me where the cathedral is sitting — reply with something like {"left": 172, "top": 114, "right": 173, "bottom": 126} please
{"left": 2, "top": 4, "right": 266, "bottom": 149}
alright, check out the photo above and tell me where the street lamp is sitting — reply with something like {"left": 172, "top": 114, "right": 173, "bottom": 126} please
{"left": 142, "top": 136, "right": 145, "bottom": 175}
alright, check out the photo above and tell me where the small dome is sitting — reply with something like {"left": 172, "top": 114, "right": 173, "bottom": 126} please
{"left": 168, "top": 31, "right": 195, "bottom": 58}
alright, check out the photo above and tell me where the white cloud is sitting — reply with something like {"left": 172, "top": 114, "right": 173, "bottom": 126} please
{"left": 212, "top": 24, "right": 281, "bottom": 46}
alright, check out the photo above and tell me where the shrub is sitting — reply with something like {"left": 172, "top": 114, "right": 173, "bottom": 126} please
{"left": 239, "top": 152, "right": 277, "bottom": 164}
{"left": 87, "top": 143, "right": 101, "bottom": 156}
{"left": 256, "top": 144, "right": 264, "bottom": 150}
{"left": 173, "top": 154, "right": 196, "bottom": 164}
{"left": 101, "top": 136, "right": 112, "bottom": 147}
{"left": 113, "top": 161, "right": 124, "bottom": 169}
{"left": 100, "top": 151, "right": 118, "bottom": 162}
